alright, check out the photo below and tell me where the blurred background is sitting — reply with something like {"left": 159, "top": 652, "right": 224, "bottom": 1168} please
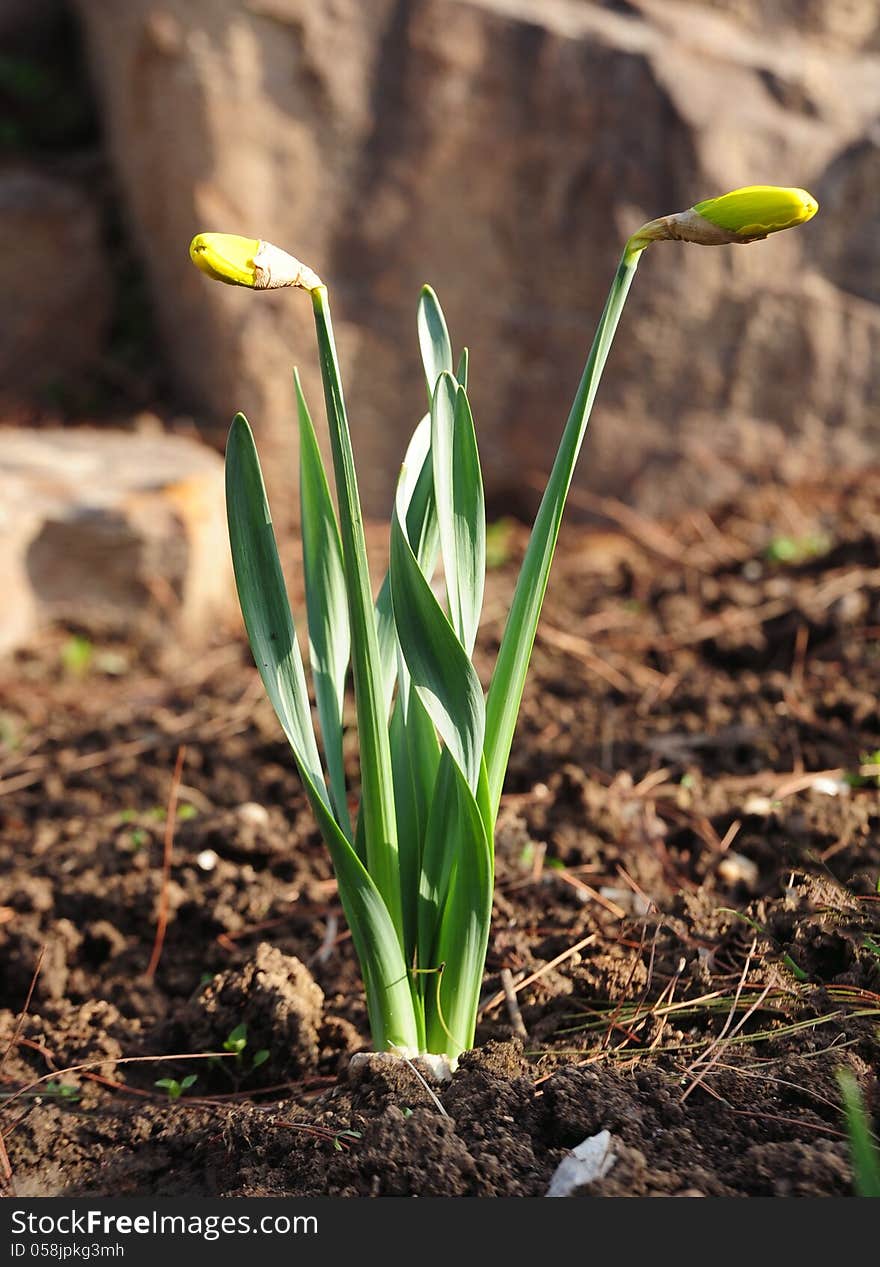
{"left": 1, "top": 0, "right": 879, "bottom": 649}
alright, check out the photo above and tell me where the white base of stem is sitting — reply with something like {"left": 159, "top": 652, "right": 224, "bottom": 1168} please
{"left": 348, "top": 1049, "right": 455, "bottom": 1082}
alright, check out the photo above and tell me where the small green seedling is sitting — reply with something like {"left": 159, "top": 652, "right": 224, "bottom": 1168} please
{"left": 332, "top": 1129, "right": 362, "bottom": 1152}
{"left": 846, "top": 751, "right": 880, "bottom": 790}
{"left": 223, "top": 1022, "right": 247, "bottom": 1059}
{"left": 837, "top": 1070, "right": 880, "bottom": 1198}
{"left": 764, "top": 532, "right": 831, "bottom": 565}
{"left": 155, "top": 1075, "right": 198, "bottom": 1101}
{"left": 42, "top": 1081, "right": 81, "bottom": 1102}
{"left": 60, "top": 635, "right": 93, "bottom": 677}
{"left": 190, "top": 185, "right": 817, "bottom": 1065}
{"left": 220, "top": 1022, "right": 269, "bottom": 1077}
{"left": 117, "top": 814, "right": 148, "bottom": 851}
{"left": 485, "top": 518, "right": 516, "bottom": 570}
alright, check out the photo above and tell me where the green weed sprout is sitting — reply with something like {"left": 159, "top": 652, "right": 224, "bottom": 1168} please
{"left": 190, "top": 184, "right": 817, "bottom": 1066}
{"left": 155, "top": 1075, "right": 197, "bottom": 1101}
{"left": 837, "top": 1070, "right": 880, "bottom": 1197}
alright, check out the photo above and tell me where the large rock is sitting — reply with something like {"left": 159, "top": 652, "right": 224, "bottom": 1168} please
{"left": 0, "top": 0, "right": 63, "bottom": 45}
{"left": 0, "top": 168, "right": 110, "bottom": 407}
{"left": 0, "top": 426, "right": 235, "bottom": 654}
{"left": 692, "top": 0, "right": 880, "bottom": 50}
{"left": 74, "top": 0, "right": 880, "bottom": 518}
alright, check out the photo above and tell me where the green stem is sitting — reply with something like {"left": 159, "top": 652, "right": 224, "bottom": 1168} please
{"left": 311, "top": 286, "right": 405, "bottom": 945}
{"left": 484, "top": 245, "right": 643, "bottom": 819}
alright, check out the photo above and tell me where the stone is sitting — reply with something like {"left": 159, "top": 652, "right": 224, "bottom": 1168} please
{"left": 0, "top": 0, "right": 63, "bottom": 45}
{"left": 0, "top": 168, "right": 110, "bottom": 406}
{"left": 0, "top": 426, "right": 235, "bottom": 653}
{"left": 691, "top": 0, "right": 880, "bottom": 50}
{"left": 74, "top": 0, "right": 880, "bottom": 518}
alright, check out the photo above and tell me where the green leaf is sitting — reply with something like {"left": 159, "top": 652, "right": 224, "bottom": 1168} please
{"left": 838, "top": 1070, "right": 880, "bottom": 1198}
{"left": 296, "top": 370, "right": 352, "bottom": 839}
{"left": 226, "top": 414, "right": 329, "bottom": 812}
{"left": 418, "top": 749, "right": 491, "bottom": 979}
{"left": 431, "top": 373, "right": 485, "bottom": 656}
{"left": 423, "top": 757, "right": 492, "bottom": 1060}
{"left": 375, "top": 413, "right": 438, "bottom": 715}
{"left": 224, "top": 1022, "right": 247, "bottom": 1054}
{"left": 484, "top": 251, "right": 642, "bottom": 821}
{"left": 417, "top": 285, "right": 453, "bottom": 400}
{"left": 416, "top": 749, "right": 455, "bottom": 977}
{"left": 390, "top": 680, "right": 440, "bottom": 969}
{"left": 455, "top": 346, "right": 469, "bottom": 390}
{"left": 226, "top": 412, "right": 417, "bottom": 1053}
{"left": 311, "top": 288, "right": 403, "bottom": 938}
{"left": 390, "top": 471, "right": 485, "bottom": 795}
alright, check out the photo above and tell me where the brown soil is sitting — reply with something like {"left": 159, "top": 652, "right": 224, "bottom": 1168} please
{"left": 1, "top": 468, "right": 879, "bottom": 1197}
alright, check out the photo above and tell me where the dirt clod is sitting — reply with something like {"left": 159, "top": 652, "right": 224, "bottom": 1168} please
{"left": 173, "top": 943, "right": 324, "bottom": 1082}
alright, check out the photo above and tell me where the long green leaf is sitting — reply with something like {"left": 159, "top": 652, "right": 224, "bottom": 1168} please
{"left": 417, "top": 284, "right": 453, "bottom": 400}
{"left": 375, "top": 413, "right": 437, "bottom": 715}
{"left": 431, "top": 373, "right": 485, "bottom": 656}
{"left": 423, "top": 758, "right": 492, "bottom": 1060}
{"left": 390, "top": 476, "right": 485, "bottom": 795}
{"left": 295, "top": 370, "right": 351, "bottom": 839}
{"left": 416, "top": 748, "right": 455, "bottom": 982}
{"left": 311, "top": 287, "right": 402, "bottom": 938}
{"left": 225, "top": 414, "right": 417, "bottom": 1052}
{"left": 838, "top": 1070, "right": 880, "bottom": 1198}
{"left": 418, "top": 748, "right": 492, "bottom": 979}
{"left": 390, "top": 681, "right": 440, "bottom": 970}
{"left": 226, "top": 413, "right": 328, "bottom": 808}
{"left": 484, "top": 249, "right": 641, "bottom": 821}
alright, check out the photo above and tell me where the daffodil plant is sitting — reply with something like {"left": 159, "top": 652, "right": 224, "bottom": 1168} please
{"left": 190, "top": 184, "right": 817, "bottom": 1066}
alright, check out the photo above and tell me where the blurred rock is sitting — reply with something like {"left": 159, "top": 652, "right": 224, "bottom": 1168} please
{"left": 0, "top": 0, "right": 63, "bottom": 46}
{"left": 74, "top": 0, "right": 880, "bottom": 517}
{"left": 692, "top": 0, "right": 880, "bottom": 50}
{"left": 0, "top": 168, "right": 110, "bottom": 405}
{"left": 0, "top": 427, "right": 234, "bottom": 653}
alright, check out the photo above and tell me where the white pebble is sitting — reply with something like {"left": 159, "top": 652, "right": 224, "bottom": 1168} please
{"left": 237, "top": 801, "right": 270, "bottom": 826}
{"left": 717, "top": 852, "right": 759, "bottom": 888}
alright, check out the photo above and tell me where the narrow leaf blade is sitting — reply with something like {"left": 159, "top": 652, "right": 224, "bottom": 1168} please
{"left": 390, "top": 687, "right": 440, "bottom": 969}
{"left": 375, "top": 413, "right": 438, "bottom": 715}
{"left": 390, "top": 484, "right": 485, "bottom": 795}
{"left": 423, "top": 759, "right": 492, "bottom": 1060}
{"left": 296, "top": 370, "right": 351, "bottom": 838}
{"left": 431, "top": 373, "right": 485, "bottom": 656}
{"left": 417, "top": 285, "right": 453, "bottom": 400}
{"left": 225, "top": 413, "right": 327, "bottom": 807}
{"left": 311, "top": 288, "right": 402, "bottom": 936}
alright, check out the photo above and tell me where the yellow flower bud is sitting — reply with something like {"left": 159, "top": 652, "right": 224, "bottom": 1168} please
{"left": 189, "top": 233, "right": 323, "bottom": 291}
{"left": 692, "top": 185, "right": 818, "bottom": 241}
{"left": 627, "top": 184, "right": 818, "bottom": 256}
{"left": 189, "top": 233, "right": 261, "bottom": 287}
